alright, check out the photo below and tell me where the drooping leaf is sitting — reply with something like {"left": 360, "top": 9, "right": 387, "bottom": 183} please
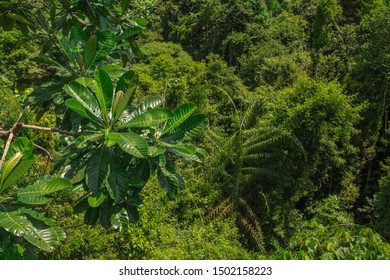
{"left": 119, "top": 108, "right": 172, "bottom": 129}
{"left": 163, "top": 103, "right": 197, "bottom": 135}
{"left": 117, "top": 25, "right": 143, "bottom": 41}
{"left": 84, "top": 206, "right": 100, "bottom": 225}
{"left": 124, "top": 205, "right": 139, "bottom": 224}
{"left": 106, "top": 149, "right": 129, "bottom": 203}
{"left": 157, "top": 167, "right": 180, "bottom": 199}
{"left": 24, "top": 84, "right": 63, "bottom": 105}
{"left": 148, "top": 146, "right": 166, "bottom": 157}
{"left": 110, "top": 207, "right": 129, "bottom": 231}
{"left": 16, "top": 178, "right": 72, "bottom": 205}
{"left": 0, "top": 210, "right": 65, "bottom": 252}
{"left": 86, "top": 147, "right": 109, "bottom": 195}
{"left": 88, "top": 193, "right": 106, "bottom": 208}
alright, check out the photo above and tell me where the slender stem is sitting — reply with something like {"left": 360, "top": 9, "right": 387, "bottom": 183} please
{"left": 21, "top": 124, "right": 79, "bottom": 137}
{"left": 0, "top": 132, "right": 14, "bottom": 172}
{"left": 32, "top": 143, "right": 53, "bottom": 161}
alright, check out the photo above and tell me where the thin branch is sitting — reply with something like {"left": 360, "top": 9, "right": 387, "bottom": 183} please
{"left": 32, "top": 143, "right": 53, "bottom": 161}
{"left": 0, "top": 107, "right": 29, "bottom": 171}
{"left": 21, "top": 124, "right": 79, "bottom": 137}
{"left": 0, "top": 131, "right": 14, "bottom": 172}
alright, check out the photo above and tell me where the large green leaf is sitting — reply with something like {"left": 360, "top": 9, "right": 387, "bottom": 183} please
{"left": 162, "top": 103, "right": 197, "bottom": 135}
{"left": 86, "top": 147, "right": 110, "bottom": 195}
{"left": 164, "top": 144, "right": 205, "bottom": 162}
{"left": 65, "top": 98, "right": 103, "bottom": 126}
{"left": 94, "top": 69, "right": 113, "bottom": 122}
{"left": 110, "top": 207, "right": 129, "bottom": 231}
{"left": 56, "top": 31, "right": 75, "bottom": 64}
{"left": 119, "top": 96, "right": 164, "bottom": 125}
{"left": 106, "top": 150, "right": 129, "bottom": 203}
{"left": 119, "top": 108, "right": 172, "bottom": 129}
{"left": 0, "top": 147, "right": 35, "bottom": 194}
{"left": 86, "top": 30, "right": 116, "bottom": 71}
{"left": 120, "top": 0, "right": 131, "bottom": 15}
{"left": 0, "top": 210, "right": 65, "bottom": 252}
{"left": 64, "top": 81, "right": 103, "bottom": 125}
{"left": 157, "top": 167, "right": 180, "bottom": 199}
{"left": 112, "top": 70, "right": 138, "bottom": 122}
{"left": 161, "top": 114, "right": 208, "bottom": 142}
{"left": 85, "top": 35, "right": 97, "bottom": 68}
{"left": 16, "top": 178, "right": 72, "bottom": 205}
{"left": 110, "top": 132, "right": 148, "bottom": 158}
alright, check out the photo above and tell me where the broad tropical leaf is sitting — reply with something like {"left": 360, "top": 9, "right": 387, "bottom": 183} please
{"left": 56, "top": 31, "right": 75, "bottom": 64}
{"left": 0, "top": 139, "right": 35, "bottom": 193}
{"left": 16, "top": 178, "right": 72, "bottom": 205}
{"left": 64, "top": 81, "right": 102, "bottom": 123}
{"left": 162, "top": 103, "right": 197, "bottom": 135}
{"left": 84, "top": 35, "right": 97, "bottom": 69}
{"left": 94, "top": 69, "right": 113, "bottom": 121}
{"left": 161, "top": 114, "right": 208, "bottom": 142}
{"left": 119, "top": 108, "right": 172, "bottom": 129}
{"left": 112, "top": 132, "right": 148, "bottom": 158}
{"left": 86, "top": 30, "right": 116, "bottom": 71}
{"left": 124, "top": 95, "right": 164, "bottom": 121}
{"left": 112, "top": 70, "right": 138, "bottom": 122}
{"left": 0, "top": 210, "right": 65, "bottom": 252}
{"left": 65, "top": 98, "right": 103, "bottom": 126}
{"left": 86, "top": 147, "right": 110, "bottom": 195}
{"left": 106, "top": 150, "right": 129, "bottom": 203}
{"left": 157, "top": 167, "right": 180, "bottom": 199}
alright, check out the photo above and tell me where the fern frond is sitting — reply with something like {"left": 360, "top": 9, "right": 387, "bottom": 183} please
{"left": 237, "top": 212, "right": 266, "bottom": 253}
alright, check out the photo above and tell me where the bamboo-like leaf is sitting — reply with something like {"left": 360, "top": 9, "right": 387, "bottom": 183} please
{"left": 112, "top": 132, "right": 148, "bottom": 158}
{"left": 94, "top": 69, "right": 113, "bottom": 122}
{"left": 163, "top": 103, "right": 197, "bottom": 135}
{"left": 16, "top": 178, "right": 72, "bottom": 205}
{"left": 119, "top": 108, "right": 172, "bottom": 129}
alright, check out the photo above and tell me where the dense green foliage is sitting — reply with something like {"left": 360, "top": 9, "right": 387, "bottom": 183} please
{"left": 1, "top": 0, "right": 389, "bottom": 259}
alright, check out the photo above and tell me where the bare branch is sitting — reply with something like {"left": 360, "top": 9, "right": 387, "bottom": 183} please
{"left": 21, "top": 124, "right": 79, "bottom": 137}
{"left": 32, "top": 143, "right": 53, "bottom": 161}
{"left": 0, "top": 131, "right": 14, "bottom": 172}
